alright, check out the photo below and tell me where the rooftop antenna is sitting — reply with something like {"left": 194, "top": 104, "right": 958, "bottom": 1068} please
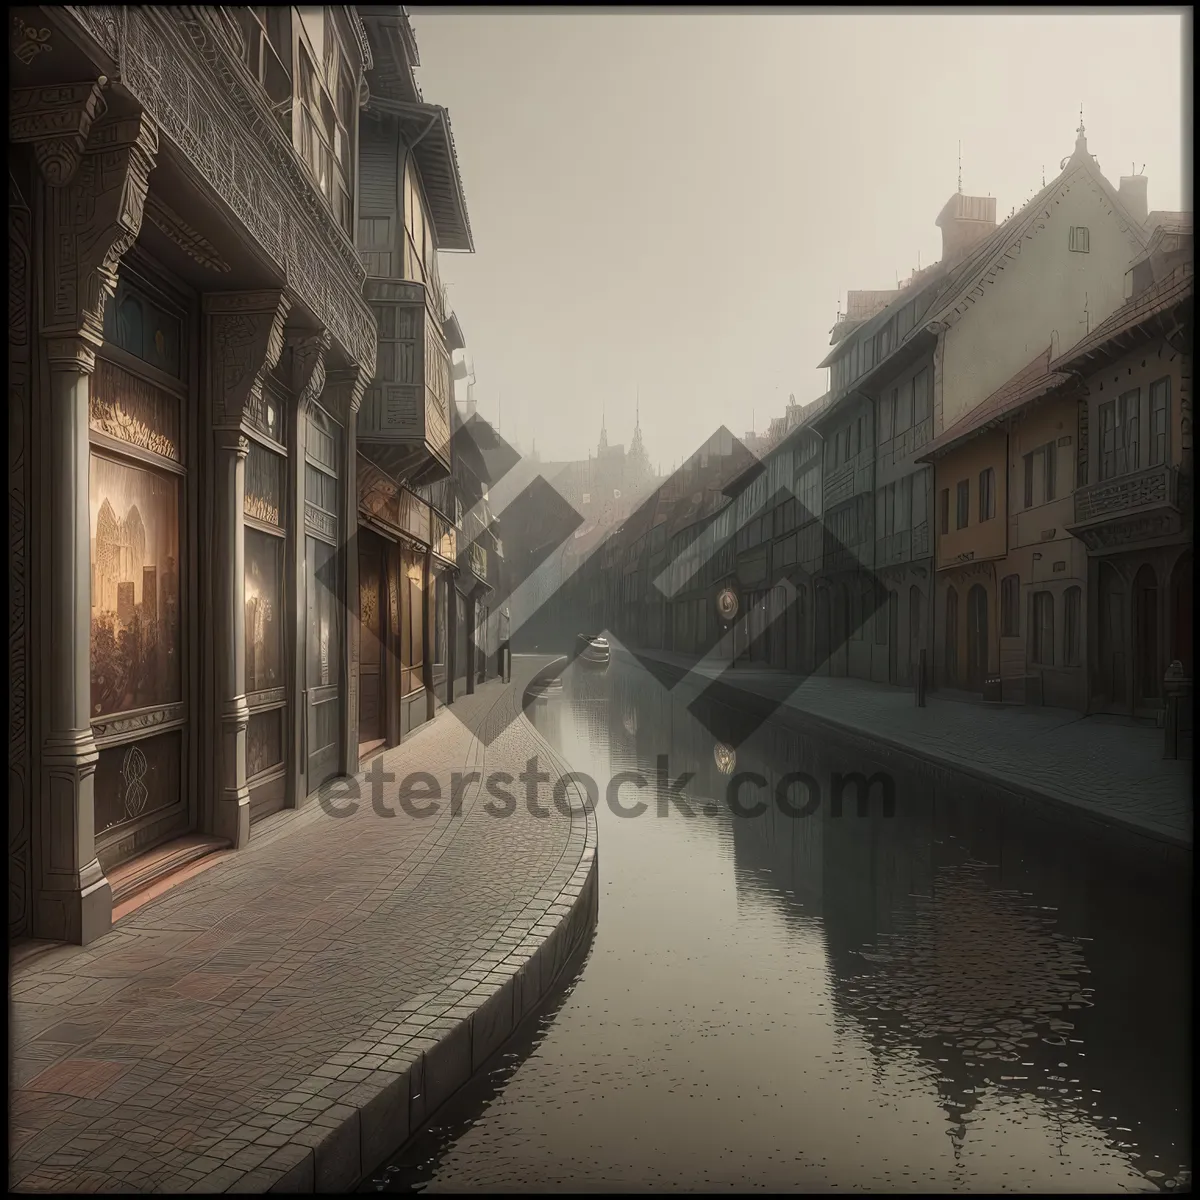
{"left": 957, "top": 140, "right": 962, "bottom": 194}
{"left": 1042, "top": 165, "right": 1046, "bottom": 187}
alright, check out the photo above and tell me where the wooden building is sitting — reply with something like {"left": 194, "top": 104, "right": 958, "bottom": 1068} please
{"left": 7, "top": 6, "right": 481, "bottom": 946}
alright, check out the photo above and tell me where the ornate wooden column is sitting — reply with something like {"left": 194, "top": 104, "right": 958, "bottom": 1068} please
{"left": 424, "top": 547, "right": 437, "bottom": 721}
{"left": 320, "top": 366, "right": 368, "bottom": 778}
{"left": 203, "top": 292, "right": 291, "bottom": 848}
{"left": 10, "top": 85, "right": 158, "bottom": 943}
{"left": 286, "top": 331, "right": 330, "bottom": 806}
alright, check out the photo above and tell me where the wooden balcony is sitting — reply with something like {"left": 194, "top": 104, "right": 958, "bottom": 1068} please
{"left": 359, "top": 279, "right": 453, "bottom": 488}
{"left": 1068, "top": 463, "right": 1187, "bottom": 553}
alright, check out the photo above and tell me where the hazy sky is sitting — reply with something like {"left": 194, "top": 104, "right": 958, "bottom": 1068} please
{"left": 409, "top": 8, "right": 1188, "bottom": 469}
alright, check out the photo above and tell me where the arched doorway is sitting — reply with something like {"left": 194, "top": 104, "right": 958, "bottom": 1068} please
{"left": 944, "top": 585, "right": 959, "bottom": 688}
{"left": 908, "top": 583, "right": 924, "bottom": 688}
{"left": 1170, "top": 552, "right": 1193, "bottom": 677}
{"left": 1132, "top": 564, "right": 1160, "bottom": 714}
{"left": 816, "top": 585, "right": 831, "bottom": 673}
{"left": 834, "top": 582, "right": 850, "bottom": 675}
{"left": 887, "top": 590, "right": 899, "bottom": 684}
{"left": 967, "top": 584, "right": 989, "bottom": 693}
{"left": 1097, "top": 560, "right": 1126, "bottom": 711}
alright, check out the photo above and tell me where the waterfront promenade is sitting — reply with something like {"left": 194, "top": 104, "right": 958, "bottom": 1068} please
{"left": 9, "top": 657, "right": 597, "bottom": 1194}
{"left": 621, "top": 647, "right": 1192, "bottom": 853}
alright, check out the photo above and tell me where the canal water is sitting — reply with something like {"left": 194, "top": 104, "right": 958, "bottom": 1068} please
{"left": 366, "top": 658, "right": 1191, "bottom": 1193}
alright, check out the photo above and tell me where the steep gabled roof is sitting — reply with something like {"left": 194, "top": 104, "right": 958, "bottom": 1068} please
{"left": 1051, "top": 266, "right": 1194, "bottom": 374}
{"left": 924, "top": 137, "right": 1149, "bottom": 334}
{"left": 916, "top": 347, "right": 1072, "bottom": 462}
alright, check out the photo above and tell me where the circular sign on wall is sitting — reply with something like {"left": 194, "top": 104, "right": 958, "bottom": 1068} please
{"left": 713, "top": 742, "right": 737, "bottom": 776}
{"left": 716, "top": 586, "right": 739, "bottom": 622}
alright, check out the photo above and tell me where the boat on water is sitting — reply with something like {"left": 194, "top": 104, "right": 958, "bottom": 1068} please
{"left": 575, "top": 634, "right": 611, "bottom": 667}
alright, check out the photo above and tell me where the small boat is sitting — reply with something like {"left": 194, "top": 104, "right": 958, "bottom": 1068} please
{"left": 575, "top": 634, "right": 611, "bottom": 667}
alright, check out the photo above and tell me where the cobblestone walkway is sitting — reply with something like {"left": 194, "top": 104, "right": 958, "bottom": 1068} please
{"left": 623, "top": 648, "right": 1192, "bottom": 851}
{"left": 9, "top": 657, "right": 597, "bottom": 1194}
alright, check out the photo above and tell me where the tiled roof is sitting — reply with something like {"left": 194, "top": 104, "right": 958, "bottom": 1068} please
{"left": 1051, "top": 267, "right": 1194, "bottom": 373}
{"left": 916, "top": 348, "right": 1072, "bottom": 462}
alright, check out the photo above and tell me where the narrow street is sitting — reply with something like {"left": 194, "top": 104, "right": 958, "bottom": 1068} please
{"left": 365, "top": 656, "right": 1191, "bottom": 1193}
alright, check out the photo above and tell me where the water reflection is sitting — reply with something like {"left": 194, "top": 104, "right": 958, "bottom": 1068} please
{"left": 368, "top": 658, "right": 1191, "bottom": 1193}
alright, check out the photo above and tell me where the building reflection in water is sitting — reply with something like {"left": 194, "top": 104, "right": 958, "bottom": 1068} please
{"left": 371, "top": 658, "right": 1190, "bottom": 1193}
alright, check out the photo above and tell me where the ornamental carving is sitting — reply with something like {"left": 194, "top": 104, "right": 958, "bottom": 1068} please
{"left": 143, "top": 193, "right": 231, "bottom": 273}
{"left": 23, "top": 107, "right": 159, "bottom": 372}
{"left": 203, "top": 292, "right": 290, "bottom": 430}
{"left": 11, "top": 15, "right": 54, "bottom": 66}
{"left": 91, "top": 702, "right": 185, "bottom": 743}
{"left": 89, "top": 6, "right": 376, "bottom": 374}
{"left": 1074, "top": 464, "right": 1176, "bottom": 523}
{"left": 289, "top": 330, "right": 330, "bottom": 416}
{"left": 9, "top": 81, "right": 108, "bottom": 186}
{"left": 1077, "top": 511, "right": 1184, "bottom": 555}
{"left": 9, "top": 174, "right": 32, "bottom": 938}
{"left": 322, "top": 366, "right": 371, "bottom": 426}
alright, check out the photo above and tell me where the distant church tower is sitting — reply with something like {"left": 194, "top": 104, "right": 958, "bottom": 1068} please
{"left": 628, "top": 398, "right": 651, "bottom": 484}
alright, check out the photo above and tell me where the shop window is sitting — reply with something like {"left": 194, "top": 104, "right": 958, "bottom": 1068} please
{"left": 245, "top": 527, "right": 285, "bottom": 693}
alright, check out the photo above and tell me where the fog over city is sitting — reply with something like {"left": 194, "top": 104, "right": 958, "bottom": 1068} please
{"left": 410, "top": 8, "right": 1187, "bottom": 468}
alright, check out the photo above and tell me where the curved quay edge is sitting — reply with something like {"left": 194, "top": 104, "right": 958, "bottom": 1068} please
{"left": 269, "top": 681, "right": 599, "bottom": 1194}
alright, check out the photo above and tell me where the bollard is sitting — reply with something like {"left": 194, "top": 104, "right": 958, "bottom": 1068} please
{"left": 916, "top": 649, "right": 927, "bottom": 708}
{"left": 1163, "top": 660, "right": 1187, "bottom": 760}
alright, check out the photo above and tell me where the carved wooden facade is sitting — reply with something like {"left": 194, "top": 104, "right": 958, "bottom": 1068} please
{"left": 7, "top": 6, "right": 382, "bottom": 944}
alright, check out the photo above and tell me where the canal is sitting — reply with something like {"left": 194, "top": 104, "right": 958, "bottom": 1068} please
{"left": 365, "top": 657, "right": 1191, "bottom": 1192}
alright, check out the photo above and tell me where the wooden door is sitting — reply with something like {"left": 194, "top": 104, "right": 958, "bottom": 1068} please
{"left": 358, "top": 529, "right": 386, "bottom": 748}
{"left": 967, "top": 584, "right": 988, "bottom": 693}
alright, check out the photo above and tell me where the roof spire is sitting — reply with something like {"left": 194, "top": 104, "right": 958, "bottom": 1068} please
{"left": 957, "top": 140, "right": 962, "bottom": 194}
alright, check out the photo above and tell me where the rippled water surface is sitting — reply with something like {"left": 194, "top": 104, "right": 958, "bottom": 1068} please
{"left": 367, "top": 659, "right": 1191, "bottom": 1193}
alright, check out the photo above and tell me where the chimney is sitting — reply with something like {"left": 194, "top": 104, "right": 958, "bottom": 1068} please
{"left": 1119, "top": 174, "right": 1149, "bottom": 226}
{"left": 936, "top": 193, "right": 998, "bottom": 267}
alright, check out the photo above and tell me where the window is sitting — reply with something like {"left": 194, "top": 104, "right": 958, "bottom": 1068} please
{"left": 1000, "top": 574, "right": 1020, "bottom": 637}
{"left": 885, "top": 480, "right": 895, "bottom": 535}
{"left": 914, "top": 367, "right": 931, "bottom": 423}
{"left": 1023, "top": 443, "right": 1056, "bottom": 505}
{"left": 956, "top": 479, "right": 970, "bottom": 530}
{"left": 1117, "top": 390, "right": 1140, "bottom": 475}
{"left": 1031, "top": 591, "right": 1055, "bottom": 665}
{"left": 879, "top": 390, "right": 894, "bottom": 442}
{"left": 875, "top": 587, "right": 889, "bottom": 644}
{"left": 296, "top": 24, "right": 355, "bottom": 237}
{"left": 939, "top": 487, "right": 950, "bottom": 535}
{"left": 235, "top": 7, "right": 292, "bottom": 113}
{"left": 978, "top": 467, "right": 996, "bottom": 521}
{"left": 1063, "top": 586, "right": 1081, "bottom": 667}
{"left": 912, "top": 470, "right": 928, "bottom": 528}
{"left": 896, "top": 474, "right": 912, "bottom": 532}
{"left": 1150, "top": 377, "right": 1170, "bottom": 466}
{"left": 1069, "top": 226, "right": 1090, "bottom": 253}
{"left": 895, "top": 378, "right": 914, "bottom": 434}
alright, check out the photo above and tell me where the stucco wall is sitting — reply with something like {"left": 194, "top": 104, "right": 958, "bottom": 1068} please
{"left": 939, "top": 173, "right": 1143, "bottom": 431}
{"left": 934, "top": 429, "right": 1009, "bottom": 568}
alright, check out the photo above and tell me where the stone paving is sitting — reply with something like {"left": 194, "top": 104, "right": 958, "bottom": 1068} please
{"left": 9, "top": 656, "right": 597, "bottom": 1194}
{"left": 622, "top": 648, "right": 1193, "bottom": 851}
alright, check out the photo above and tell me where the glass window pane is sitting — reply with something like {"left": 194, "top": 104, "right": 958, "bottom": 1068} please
{"left": 307, "top": 536, "right": 341, "bottom": 688}
{"left": 245, "top": 528, "right": 285, "bottom": 693}
{"left": 90, "top": 454, "right": 182, "bottom": 717}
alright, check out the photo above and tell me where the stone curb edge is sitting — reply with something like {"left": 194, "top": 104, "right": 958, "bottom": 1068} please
{"left": 249, "top": 705, "right": 599, "bottom": 1195}
{"left": 620, "top": 649, "right": 1191, "bottom": 862}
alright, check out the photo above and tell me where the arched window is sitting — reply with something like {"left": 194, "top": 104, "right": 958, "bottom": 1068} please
{"left": 944, "top": 585, "right": 959, "bottom": 686}
{"left": 1063, "top": 586, "right": 1082, "bottom": 667}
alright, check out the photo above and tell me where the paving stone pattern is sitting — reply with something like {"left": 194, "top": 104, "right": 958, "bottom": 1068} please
{"left": 631, "top": 649, "right": 1193, "bottom": 851}
{"left": 9, "top": 657, "right": 598, "bottom": 1194}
